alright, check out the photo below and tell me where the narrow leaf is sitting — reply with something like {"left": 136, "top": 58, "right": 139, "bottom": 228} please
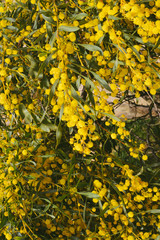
{"left": 71, "top": 85, "right": 83, "bottom": 102}
{"left": 56, "top": 124, "right": 62, "bottom": 148}
{"left": 59, "top": 25, "right": 79, "bottom": 32}
{"left": 130, "top": 46, "right": 141, "bottom": 60}
{"left": 46, "top": 22, "right": 52, "bottom": 38}
{"left": 49, "top": 79, "right": 59, "bottom": 103}
{"left": 49, "top": 31, "right": 57, "bottom": 47}
{"left": 77, "top": 192, "right": 100, "bottom": 199}
{"left": 153, "top": 37, "right": 160, "bottom": 49}
{"left": 19, "top": 104, "right": 32, "bottom": 124}
{"left": 41, "top": 14, "right": 55, "bottom": 24}
{"left": 71, "top": 13, "right": 87, "bottom": 20}
{"left": 91, "top": 71, "right": 112, "bottom": 92}
{"left": 104, "top": 113, "right": 120, "bottom": 122}
{"left": 79, "top": 44, "right": 103, "bottom": 54}
{"left": 113, "top": 54, "right": 119, "bottom": 72}
{"left": 145, "top": 209, "right": 160, "bottom": 214}
{"left": 40, "top": 123, "right": 50, "bottom": 132}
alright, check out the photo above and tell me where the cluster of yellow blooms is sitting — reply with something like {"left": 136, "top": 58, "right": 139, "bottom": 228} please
{"left": 0, "top": 0, "right": 160, "bottom": 239}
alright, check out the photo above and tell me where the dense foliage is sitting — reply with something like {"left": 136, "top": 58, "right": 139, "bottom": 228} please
{"left": 0, "top": 0, "right": 160, "bottom": 239}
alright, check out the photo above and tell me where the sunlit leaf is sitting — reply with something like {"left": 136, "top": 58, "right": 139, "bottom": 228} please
{"left": 71, "top": 13, "right": 87, "bottom": 20}
{"left": 56, "top": 123, "right": 62, "bottom": 148}
{"left": 90, "top": 71, "right": 112, "bottom": 92}
{"left": 77, "top": 192, "right": 100, "bottom": 199}
{"left": 49, "top": 79, "right": 59, "bottom": 103}
{"left": 79, "top": 44, "right": 103, "bottom": 54}
{"left": 59, "top": 25, "right": 80, "bottom": 32}
{"left": 104, "top": 113, "right": 120, "bottom": 122}
{"left": 19, "top": 104, "right": 32, "bottom": 124}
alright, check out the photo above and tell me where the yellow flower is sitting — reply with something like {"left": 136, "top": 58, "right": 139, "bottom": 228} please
{"left": 66, "top": 42, "right": 74, "bottom": 54}
{"left": 142, "top": 155, "right": 148, "bottom": 161}
{"left": 39, "top": 55, "right": 46, "bottom": 61}
{"left": 0, "top": 93, "right": 6, "bottom": 104}
{"left": 111, "top": 133, "right": 117, "bottom": 139}
{"left": 45, "top": 44, "right": 51, "bottom": 50}
{"left": 22, "top": 150, "right": 27, "bottom": 156}
{"left": 5, "top": 58, "right": 10, "bottom": 64}
{"left": 128, "top": 211, "right": 134, "bottom": 218}
{"left": 59, "top": 178, "right": 66, "bottom": 185}
{"left": 47, "top": 170, "right": 53, "bottom": 176}
{"left": 68, "top": 32, "right": 76, "bottom": 42}
{"left": 150, "top": 88, "right": 156, "bottom": 95}
{"left": 128, "top": 236, "right": 134, "bottom": 240}
{"left": 0, "top": 7, "right": 4, "bottom": 13}
{"left": 93, "top": 180, "right": 102, "bottom": 188}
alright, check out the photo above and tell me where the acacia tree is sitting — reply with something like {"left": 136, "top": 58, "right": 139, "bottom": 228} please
{"left": 0, "top": 0, "right": 160, "bottom": 239}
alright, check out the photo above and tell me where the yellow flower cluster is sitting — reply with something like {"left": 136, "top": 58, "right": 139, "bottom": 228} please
{"left": 0, "top": 0, "right": 160, "bottom": 239}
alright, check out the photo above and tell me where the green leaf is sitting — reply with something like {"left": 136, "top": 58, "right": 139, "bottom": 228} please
{"left": 25, "top": 54, "right": 37, "bottom": 69}
{"left": 113, "top": 44, "right": 127, "bottom": 54}
{"left": 78, "top": 102, "right": 96, "bottom": 121}
{"left": 39, "top": 10, "right": 54, "bottom": 16}
{"left": 59, "top": 103, "right": 64, "bottom": 121}
{"left": 71, "top": 13, "right": 87, "bottom": 20}
{"left": 40, "top": 119, "right": 57, "bottom": 131}
{"left": 46, "top": 22, "right": 52, "bottom": 38}
{"left": 31, "top": 112, "right": 40, "bottom": 124}
{"left": 87, "top": 88, "right": 95, "bottom": 107}
{"left": 14, "top": 237, "right": 27, "bottom": 240}
{"left": 49, "top": 31, "right": 57, "bottom": 48}
{"left": 41, "top": 14, "right": 55, "bottom": 24}
{"left": 6, "top": 25, "right": 19, "bottom": 31}
{"left": 145, "top": 209, "right": 160, "bottom": 214}
{"left": 16, "top": 1, "right": 30, "bottom": 10}
{"left": 19, "top": 104, "right": 32, "bottom": 124}
{"left": 132, "top": 36, "right": 144, "bottom": 44}
{"left": 0, "top": 216, "right": 7, "bottom": 229}
{"left": 153, "top": 37, "right": 160, "bottom": 49}
{"left": 130, "top": 46, "right": 141, "bottom": 60}
{"left": 56, "top": 194, "right": 69, "bottom": 202}
{"left": 77, "top": 192, "right": 100, "bottom": 199}
{"left": 4, "top": 17, "right": 16, "bottom": 22}
{"left": 33, "top": 13, "right": 39, "bottom": 30}
{"left": 38, "top": 53, "right": 53, "bottom": 76}
{"left": 40, "top": 123, "right": 50, "bottom": 132}
{"left": 59, "top": 25, "right": 80, "bottom": 32}
{"left": 44, "top": 202, "right": 51, "bottom": 213}
{"left": 150, "top": 65, "right": 160, "bottom": 78}
{"left": 83, "top": 76, "right": 95, "bottom": 90}
{"left": 155, "top": 236, "right": 160, "bottom": 240}
{"left": 104, "top": 113, "right": 120, "bottom": 122}
{"left": 56, "top": 123, "right": 62, "bottom": 148}
{"left": 108, "top": 15, "right": 121, "bottom": 20}
{"left": 71, "top": 85, "right": 83, "bottom": 103}
{"left": 79, "top": 44, "right": 103, "bottom": 54}
{"left": 49, "top": 79, "right": 59, "bottom": 103}
{"left": 68, "top": 64, "right": 95, "bottom": 90}
{"left": 123, "top": 33, "right": 131, "bottom": 41}
{"left": 37, "top": 154, "right": 56, "bottom": 158}
{"left": 112, "top": 54, "right": 119, "bottom": 73}
{"left": 90, "top": 71, "right": 112, "bottom": 92}
{"left": 106, "top": 179, "right": 126, "bottom": 213}
{"left": 46, "top": 213, "right": 56, "bottom": 219}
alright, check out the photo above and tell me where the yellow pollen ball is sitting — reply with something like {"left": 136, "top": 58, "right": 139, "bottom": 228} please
{"left": 22, "top": 150, "right": 27, "bottom": 156}
{"left": 47, "top": 170, "right": 53, "bottom": 176}
{"left": 94, "top": 180, "right": 102, "bottom": 188}
{"left": 111, "top": 133, "right": 117, "bottom": 139}
{"left": 128, "top": 236, "right": 134, "bottom": 240}
{"left": 142, "top": 155, "right": 148, "bottom": 161}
